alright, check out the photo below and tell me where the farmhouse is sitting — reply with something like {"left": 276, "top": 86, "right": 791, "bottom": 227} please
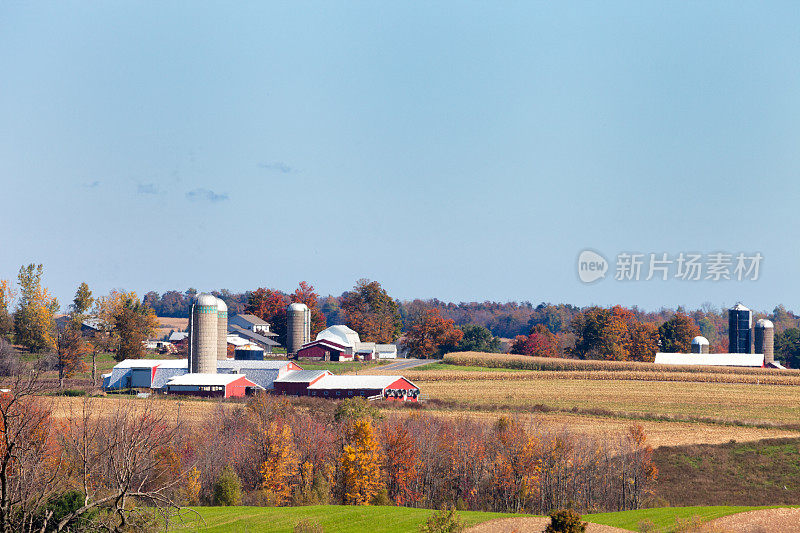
{"left": 163, "top": 373, "right": 262, "bottom": 398}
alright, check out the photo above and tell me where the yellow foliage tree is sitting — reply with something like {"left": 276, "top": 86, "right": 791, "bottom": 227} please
{"left": 13, "top": 264, "right": 58, "bottom": 352}
{"left": 339, "top": 418, "right": 384, "bottom": 505}
{"left": 258, "top": 417, "right": 299, "bottom": 505}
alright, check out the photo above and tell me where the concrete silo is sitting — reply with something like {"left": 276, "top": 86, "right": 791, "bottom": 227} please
{"left": 216, "top": 297, "right": 228, "bottom": 360}
{"left": 754, "top": 319, "right": 775, "bottom": 365}
{"left": 691, "top": 336, "right": 709, "bottom": 354}
{"left": 190, "top": 293, "right": 218, "bottom": 374}
{"left": 286, "top": 302, "right": 311, "bottom": 356}
{"left": 728, "top": 303, "right": 752, "bottom": 354}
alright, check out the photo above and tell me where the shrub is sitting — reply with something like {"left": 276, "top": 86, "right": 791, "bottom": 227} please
{"left": 333, "top": 397, "right": 380, "bottom": 422}
{"left": 637, "top": 519, "right": 656, "bottom": 532}
{"left": 212, "top": 466, "right": 242, "bottom": 506}
{"left": 544, "top": 508, "right": 587, "bottom": 533}
{"left": 294, "top": 518, "right": 323, "bottom": 533}
{"left": 418, "top": 507, "right": 465, "bottom": 533}
{"left": 62, "top": 389, "right": 86, "bottom": 397}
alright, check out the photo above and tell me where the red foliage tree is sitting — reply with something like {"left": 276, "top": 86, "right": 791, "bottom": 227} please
{"left": 401, "top": 309, "right": 464, "bottom": 359}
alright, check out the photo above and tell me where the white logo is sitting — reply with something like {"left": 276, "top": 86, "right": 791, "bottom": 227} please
{"left": 578, "top": 250, "right": 608, "bottom": 283}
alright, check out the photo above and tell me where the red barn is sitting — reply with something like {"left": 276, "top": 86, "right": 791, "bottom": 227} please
{"left": 296, "top": 339, "right": 353, "bottom": 362}
{"left": 164, "top": 373, "right": 263, "bottom": 398}
{"left": 306, "top": 375, "right": 420, "bottom": 401}
{"left": 273, "top": 370, "right": 333, "bottom": 396}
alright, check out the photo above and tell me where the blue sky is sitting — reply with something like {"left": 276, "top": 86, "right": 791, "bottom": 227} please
{"left": 1, "top": 2, "right": 799, "bottom": 311}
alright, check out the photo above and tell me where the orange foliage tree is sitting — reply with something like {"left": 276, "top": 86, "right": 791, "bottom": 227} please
{"left": 292, "top": 281, "right": 327, "bottom": 337}
{"left": 258, "top": 417, "right": 299, "bottom": 505}
{"left": 55, "top": 323, "right": 90, "bottom": 388}
{"left": 382, "top": 421, "right": 422, "bottom": 506}
{"left": 247, "top": 288, "right": 288, "bottom": 342}
{"left": 340, "top": 279, "right": 402, "bottom": 343}
{"left": 401, "top": 309, "right": 464, "bottom": 359}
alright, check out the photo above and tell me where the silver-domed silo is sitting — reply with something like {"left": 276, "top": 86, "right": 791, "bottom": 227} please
{"left": 191, "top": 293, "right": 218, "bottom": 374}
{"left": 216, "top": 297, "right": 228, "bottom": 360}
{"left": 755, "top": 319, "right": 774, "bottom": 365}
{"left": 728, "top": 303, "right": 752, "bottom": 354}
{"left": 691, "top": 336, "right": 709, "bottom": 354}
{"left": 287, "top": 302, "right": 310, "bottom": 356}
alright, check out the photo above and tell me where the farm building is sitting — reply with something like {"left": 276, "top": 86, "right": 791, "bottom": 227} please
{"left": 228, "top": 324, "right": 281, "bottom": 353}
{"left": 102, "top": 359, "right": 302, "bottom": 392}
{"left": 164, "top": 373, "right": 262, "bottom": 398}
{"left": 297, "top": 339, "right": 353, "bottom": 361}
{"left": 297, "top": 325, "right": 397, "bottom": 361}
{"left": 229, "top": 314, "right": 278, "bottom": 337}
{"left": 273, "top": 369, "right": 333, "bottom": 396}
{"left": 306, "top": 375, "right": 420, "bottom": 401}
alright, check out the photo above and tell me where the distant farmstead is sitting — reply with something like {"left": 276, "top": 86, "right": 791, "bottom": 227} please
{"left": 297, "top": 325, "right": 397, "bottom": 361}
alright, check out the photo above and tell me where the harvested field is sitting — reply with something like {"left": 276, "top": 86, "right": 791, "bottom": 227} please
{"left": 154, "top": 316, "right": 188, "bottom": 339}
{"left": 419, "top": 409, "right": 799, "bottom": 448}
{"left": 707, "top": 508, "right": 800, "bottom": 532}
{"left": 403, "top": 377, "right": 800, "bottom": 427}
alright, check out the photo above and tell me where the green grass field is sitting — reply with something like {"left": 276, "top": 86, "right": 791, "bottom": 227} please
{"left": 171, "top": 504, "right": 774, "bottom": 532}
{"left": 296, "top": 360, "right": 391, "bottom": 374}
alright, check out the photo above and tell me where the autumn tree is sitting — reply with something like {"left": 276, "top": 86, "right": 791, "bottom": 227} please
{"left": 490, "top": 418, "right": 540, "bottom": 512}
{"left": 247, "top": 288, "right": 288, "bottom": 344}
{"left": 69, "top": 283, "right": 93, "bottom": 323}
{"left": 55, "top": 323, "right": 89, "bottom": 388}
{"left": 340, "top": 279, "right": 402, "bottom": 343}
{"left": 382, "top": 421, "right": 421, "bottom": 506}
{"left": 658, "top": 313, "right": 700, "bottom": 353}
{"left": 570, "top": 306, "right": 659, "bottom": 361}
{"left": 258, "top": 417, "right": 299, "bottom": 505}
{"left": 292, "top": 281, "right": 327, "bottom": 337}
{"left": 13, "top": 264, "right": 59, "bottom": 352}
{"left": 338, "top": 418, "right": 384, "bottom": 505}
{"left": 511, "top": 324, "right": 556, "bottom": 357}
{"left": 622, "top": 425, "right": 658, "bottom": 509}
{"left": 401, "top": 309, "right": 464, "bottom": 359}
{"left": 96, "top": 291, "right": 157, "bottom": 361}
{"left": 0, "top": 281, "right": 13, "bottom": 342}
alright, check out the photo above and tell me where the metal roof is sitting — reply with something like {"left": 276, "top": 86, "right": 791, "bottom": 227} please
{"left": 691, "top": 336, "right": 709, "bottom": 345}
{"left": 218, "top": 360, "right": 292, "bottom": 370}
{"left": 196, "top": 293, "right": 218, "bottom": 306}
{"left": 232, "top": 314, "right": 269, "bottom": 326}
{"left": 654, "top": 353, "right": 764, "bottom": 367}
{"left": 169, "top": 331, "right": 189, "bottom": 342}
{"left": 274, "top": 370, "right": 332, "bottom": 383}
{"left": 166, "top": 373, "right": 261, "bottom": 387}
{"left": 731, "top": 303, "right": 750, "bottom": 311}
{"left": 288, "top": 302, "right": 309, "bottom": 311}
{"left": 307, "top": 375, "right": 417, "bottom": 390}
{"left": 316, "top": 325, "right": 360, "bottom": 348}
{"left": 228, "top": 325, "right": 281, "bottom": 346}
{"left": 756, "top": 319, "right": 774, "bottom": 328}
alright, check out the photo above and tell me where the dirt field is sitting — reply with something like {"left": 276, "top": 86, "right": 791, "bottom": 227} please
{"left": 706, "top": 508, "right": 800, "bottom": 532}
{"left": 467, "top": 517, "right": 628, "bottom": 533}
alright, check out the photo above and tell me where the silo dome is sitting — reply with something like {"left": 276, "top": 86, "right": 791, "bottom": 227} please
{"left": 731, "top": 303, "right": 750, "bottom": 311}
{"left": 691, "top": 336, "right": 709, "bottom": 346}
{"left": 288, "top": 302, "right": 309, "bottom": 312}
{"left": 215, "top": 298, "right": 228, "bottom": 312}
{"left": 756, "top": 319, "right": 774, "bottom": 328}
{"left": 196, "top": 293, "right": 218, "bottom": 306}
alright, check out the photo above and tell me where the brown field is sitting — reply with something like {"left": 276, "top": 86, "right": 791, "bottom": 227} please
{"left": 44, "top": 394, "right": 799, "bottom": 448}
{"left": 409, "top": 377, "right": 800, "bottom": 426}
{"left": 154, "top": 316, "right": 188, "bottom": 339}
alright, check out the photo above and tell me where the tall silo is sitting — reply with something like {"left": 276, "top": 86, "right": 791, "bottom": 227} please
{"left": 691, "top": 336, "right": 709, "bottom": 354}
{"left": 287, "top": 302, "right": 311, "bottom": 355}
{"left": 191, "top": 293, "right": 218, "bottom": 374}
{"left": 754, "top": 319, "right": 775, "bottom": 365}
{"left": 216, "top": 297, "right": 228, "bottom": 360}
{"left": 728, "top": 303, "right": 752, "bottom": 354}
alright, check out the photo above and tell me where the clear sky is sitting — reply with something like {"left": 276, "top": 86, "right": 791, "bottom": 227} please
{"left": 2, "top": 2, "right": 799, "bottom": 311}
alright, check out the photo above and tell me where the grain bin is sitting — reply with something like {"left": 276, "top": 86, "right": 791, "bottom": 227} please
{"left": 691, "top": 336, "right": 709, "bottom": 354}
{"left": 216, "top": 297, "right": 228, "bottom": 360}
{"left": 754, "top": 319, "right": 775, "bottom": 365}
{"left": 728, "top": 303, "right": 752, "bottom": 354}
{"left": 287, "top": 302, "right": 310, "bottom": 356}
{"left": 190, "top": 293, "right": 218, "bottom": 374}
